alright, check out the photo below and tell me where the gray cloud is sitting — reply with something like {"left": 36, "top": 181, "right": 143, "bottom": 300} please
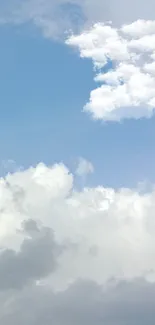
{"left": 0, "top": 278, "right": 155, "bottom": 325}
{"left": 0, "top": 219, "right": 62, "bottom": 290}
{"left": 0, "top": 0, "right": 155, "bottom": 38}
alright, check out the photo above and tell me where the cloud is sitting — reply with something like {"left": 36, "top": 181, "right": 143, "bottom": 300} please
{"left": 1, "top": 162, "right": 155, "bottom": 288}
{"left": 0, "top": 161, "right": 155, "bottom": 322}
{"left": 75, "top": 157, "right": 94, "bottom": 176}
{"left": 1, "top": 4, "right": 155, "bottom": 122}
{"left": 0, "top": 219, "right": 62, "bottom": 291}
{"left": 67, "top": 20, "right": 155, "bottom": 121}
{"left": 1, "top": 278, "right": 155, "bottom": 324}
{"left": 0, "top": 0, "right": 85, "bottom": 39}
{"left": 1, "top": 0, "right": 155, "bottom": 38}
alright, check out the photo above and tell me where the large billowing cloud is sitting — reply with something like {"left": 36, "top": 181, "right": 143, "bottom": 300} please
{"left": 0, "top": 161, "right": 155, "bottom": 323}
{"left": 67, "top": 20, "right": 155, "bottom": 121}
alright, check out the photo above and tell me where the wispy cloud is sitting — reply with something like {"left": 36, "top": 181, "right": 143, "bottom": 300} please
{"left": 75, "top": 157, "right": 94, "bottom": 176}
{"left": 1, "top": 0, "right": 155, "bottom": 38}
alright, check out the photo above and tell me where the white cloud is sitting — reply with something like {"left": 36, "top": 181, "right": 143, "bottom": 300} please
{"left": 121, "top": 19, "right": 155, "bottom": 37}
{"left": 1, "top": 161, "right": 155, "bottom": 289}
{"left": 67, "top": 20, "right": 155, "bottom": 121}
{"left": 0, "top": 161, "right": 155, "bottom": 323}
{"left": 75, "top": 157, "right": 94, "bottom": 176}
{"left": 1, "top": 4, "right": 155, "bottom": 122}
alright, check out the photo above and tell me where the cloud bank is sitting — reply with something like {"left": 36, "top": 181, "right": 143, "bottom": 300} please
{"left": 67, "top": 19, "right": 155, "bottom": 121}
{"left": 0, "top": 162, "right": 155, "bottom": 323}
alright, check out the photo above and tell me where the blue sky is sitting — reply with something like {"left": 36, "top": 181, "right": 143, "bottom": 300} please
{"left": 0, "top": 22, "right": 155, "bottom": 188}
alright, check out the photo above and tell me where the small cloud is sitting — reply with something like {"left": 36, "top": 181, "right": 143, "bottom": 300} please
{"left": 75, "top": 157, "right": 94, "bottom": 177}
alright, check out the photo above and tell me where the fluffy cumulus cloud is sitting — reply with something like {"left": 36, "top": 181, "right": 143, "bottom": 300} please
{"left": 0, "top": 161, "right": 155, "bottom": 323}
{"left": 67, "top": 19, "right": 155, "bottom": 121}
{"left": 1, "top": 3, "right": 155, "bottom": 123}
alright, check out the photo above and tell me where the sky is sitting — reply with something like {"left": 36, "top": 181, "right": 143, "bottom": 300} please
{"left": 0, "top": 1, "right": 155, "bottom": 324}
